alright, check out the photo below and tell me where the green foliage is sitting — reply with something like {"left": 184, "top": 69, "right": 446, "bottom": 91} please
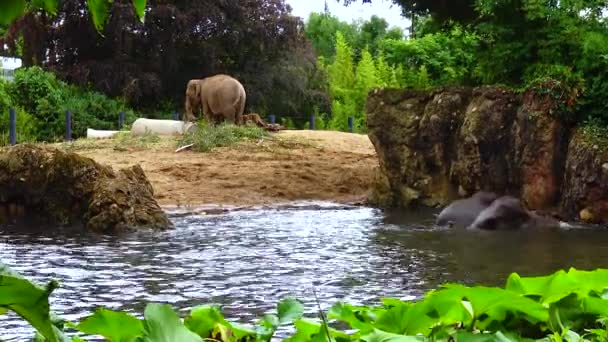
{"left": 0, "top": 107, "right": 39, "bottom": 145}
{"left": 177, "top": 122, "right": 270, "bottom": 153}
{"left": 380, "top": 25, "right": 479, "bottom": 86}
{"left": 0, "top": 0, "right": 146, "bottom": 32}
{"left": 305, "top": 12, "right": 359, "bottom": 62}
{"left": 75, "top": 308, "right": 144, "bottom": 341}
{"left": 0, "top": 261, "right": 61, "bottom": 342}
{"left": 5, "top": 260, "right": 608, "bottom": 341}
{"left": 5, "top": 66, "right": 137, "bottom": 141}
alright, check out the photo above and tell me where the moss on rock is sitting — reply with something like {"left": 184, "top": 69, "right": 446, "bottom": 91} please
{"left": 0, "top": 144, "right": 172, "bottom": 233}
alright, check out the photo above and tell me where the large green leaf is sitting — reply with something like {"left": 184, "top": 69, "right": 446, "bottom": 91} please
{"left": 137, "top": 303, "right": 202, "bottom": 342}
{"left": 86, "top": 0, "right": 111, "bottom": 32}
{"left": 76, "top": 308, "right": 144, "bottom": 342}
{"left": 0, "top": 262, "right": 60, "bottom": 342}
{"left": 506, "top": 268, "right": 608, "bottom": 305}
{"left": 0, "top": 0, "right": 25, "bottom": 25}
{"left": 131, "top": 0, "right": 146, "bottom": 22}
{"left": 278, "top": 297, "right": 305, "bottom": 325}
{"left": 184, "top": 304, "right": 256, "bottom": 341}
{"left": 285, "top": 319, "right": 355, "bottom": 342}
{"left": 328, "top": 302, "right": 377, "bottom": 333}
{"left": 184, "top": 305, "right": 226, "bottom": 338}
{"left": 361, "top": 329, "right": 424, "bottom": 342}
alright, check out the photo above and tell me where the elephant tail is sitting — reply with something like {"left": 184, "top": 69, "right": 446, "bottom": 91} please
{"left": 234, "top": 90, "right": 246, "bottom": 123}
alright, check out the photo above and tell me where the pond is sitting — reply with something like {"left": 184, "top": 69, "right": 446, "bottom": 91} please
{"left": 1, "top": 201, "right": 608, "bottom": 340}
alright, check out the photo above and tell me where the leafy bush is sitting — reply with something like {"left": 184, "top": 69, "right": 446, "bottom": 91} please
{"left": 5, "top": 66, "right": 138, "bottom": 141}
{"left": 0, "top": 107, "right": 40, "bottom": 146}
{"left": 177, "top": 122, "right": 269, "bottom": 152}
{"left": 4, "top": 260, "right": 608, "bottom": 341}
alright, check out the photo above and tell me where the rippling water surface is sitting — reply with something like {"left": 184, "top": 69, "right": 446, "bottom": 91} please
{"left": 1, "top": 202, "right": 608, "bottom": 340}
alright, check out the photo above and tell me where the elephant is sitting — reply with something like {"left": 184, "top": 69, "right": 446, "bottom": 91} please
{"left": 184, "top": 74, "right": 246, "bottom": 126}
{"left": 468, "top": 195, "right": 563, "bottom": 230}
{"left": 435, "top": 191, "right": 499, "bottom": 228}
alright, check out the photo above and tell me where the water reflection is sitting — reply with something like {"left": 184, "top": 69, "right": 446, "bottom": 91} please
{"left": 0, "top": 202, "right": 607, "bottom": 340}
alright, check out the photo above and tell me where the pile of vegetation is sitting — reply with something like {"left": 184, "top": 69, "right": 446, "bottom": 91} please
{"left": 4, "top": 262, "right": 608, "bottom": 341}
{"left": 0, "top": 66, "right": 137, "bottom": 144}
{"left": 177, "top": 122, "right": 270, "bottom": 152}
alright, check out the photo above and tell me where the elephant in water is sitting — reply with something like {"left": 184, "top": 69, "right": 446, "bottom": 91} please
{"left": 436, "top": 191, "right": 499, "bottom": 228}
{"left": 468, "top": 195, "right": 563, "bottom": 230}
{"left": 184, "top": 74, "right": 246, "bottom": 126}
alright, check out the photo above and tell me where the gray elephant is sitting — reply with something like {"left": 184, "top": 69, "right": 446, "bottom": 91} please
{"left": 184, "top": 74, "right": 246, "bottom": 126}
{"left": 468, "top": 195, "right": 562, "bottom": 230}
{"left": 436, "top": 191, "right": 499, "bottom": 228}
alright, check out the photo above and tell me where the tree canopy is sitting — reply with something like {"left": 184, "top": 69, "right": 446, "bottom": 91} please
{"left": 0, "top": 0, "right": 329, "bottom": 122}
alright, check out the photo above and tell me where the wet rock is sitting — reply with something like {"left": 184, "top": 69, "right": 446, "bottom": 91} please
{"left": 0, "top": 144, "right": 172, "bottom": 233}
{"left": 560, "top": 129, "right": 608, "bottom": 224}
{"left": 367, "top": 85, "right": 606, "bottom": 223}
{"left": 513, "top": 87, "right": 569, "bottom": 209}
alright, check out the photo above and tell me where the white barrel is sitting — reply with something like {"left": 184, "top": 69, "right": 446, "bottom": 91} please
{"left": 86, "top": 128, "right": 120, "bottom": 139}
{"left": 130, "top": 118, "right": 198, "bottom": 136}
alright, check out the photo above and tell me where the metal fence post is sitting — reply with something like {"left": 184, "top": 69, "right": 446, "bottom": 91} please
{"left": 309, "top": 115, "right": 315, "bottom": 130}
{"left": 269, "top": 114, "right": 275, "bottom": 124}
{"left": 348, "top": 117, "right": 354, "bottom": 133}
{"left": 119, "top": 111, "right": 125, "bottom": 129}
{"left": 65, "top": 110, "right": 72, "bottom": 141}
{"left": 173, "top": 111, "right": 179, "bottom": 120}
{"left": 9, "top": 108, "right": 16, "bottom": 145}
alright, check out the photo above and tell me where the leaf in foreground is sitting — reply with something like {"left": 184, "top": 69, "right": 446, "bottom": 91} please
{"left": 0, "top": 0, "right": 25, "bottom": 25}
{"left": 131, "top": 0, "right": 146, "bottom": 22}
{"left": 76, "top": 308, "right": 144, "bottom": 342}
{"left": 278, "top": 297, "right": 305, "bottom": 325}
{"left": 86, "top": 0, "right": 111, "bottom": 32}
{"left": 138, "top": 303, "right": 202, "bottom": 342}
{"left": 361, "top": 329, "right": 424, "bottom": 342}
{"left": 0, "top": 262, "right": 60, "bottom": 342}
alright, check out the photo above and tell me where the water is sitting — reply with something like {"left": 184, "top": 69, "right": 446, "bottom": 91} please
{"left": 1, "top": 202, "right": 608, "bottom": 340}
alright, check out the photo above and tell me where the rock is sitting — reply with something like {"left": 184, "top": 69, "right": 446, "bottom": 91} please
{"left": 560, "top": 129, "right": 608, "bottom": 224}
{"left": 513, "top": 86, "right": 569, "bottom": 209}
{"left": 366, "top": 84, "right": 608, "bottom": 224}
{"left": 579, "top": 208, "right": 595, "bottom": 223}
{"left": 0, "top": 144, "right": 172, "bottom": 233}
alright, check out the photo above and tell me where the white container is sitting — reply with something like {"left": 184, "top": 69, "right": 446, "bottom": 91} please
{"left": 86, "top": 128, "right": 120, "bottom": 139}
{"left": 130, "top": 118, "right": 198, "bottom": 136}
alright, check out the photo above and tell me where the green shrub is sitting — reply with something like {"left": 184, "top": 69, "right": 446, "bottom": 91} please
{"left": 0, "top": 107, "right": 40, "bottom": 146}
{"left": 6, "top": 66, "right": 138, "bottom": 141}
{"left": 177, "top": 122, "right": 269, "bottom": 152}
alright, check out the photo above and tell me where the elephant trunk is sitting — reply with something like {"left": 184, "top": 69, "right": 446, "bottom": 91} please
{"left": 184, "top": 97, "right": 196, "bottom": 122}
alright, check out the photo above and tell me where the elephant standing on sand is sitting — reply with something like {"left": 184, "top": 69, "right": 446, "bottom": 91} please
{"left": 184, "top": 74, "right": 246, "bottom": 126}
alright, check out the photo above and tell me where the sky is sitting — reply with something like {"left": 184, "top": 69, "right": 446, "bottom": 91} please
{"left": 285, "top": 0, "right": 411, "bottom": 30}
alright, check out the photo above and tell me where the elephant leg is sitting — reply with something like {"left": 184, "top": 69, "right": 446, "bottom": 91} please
{"left": 202, "top": 101, "right": 214, "bottom": 126}
{"left": 223, "top": 107, "right": 237, "bottom": 125}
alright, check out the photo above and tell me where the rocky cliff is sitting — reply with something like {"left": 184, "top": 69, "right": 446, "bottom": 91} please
{"left": 366, "top": 85, "right": 607, "bottom": 224}
{"left": 0, "top": 144, "right": 173, "bottom": 233}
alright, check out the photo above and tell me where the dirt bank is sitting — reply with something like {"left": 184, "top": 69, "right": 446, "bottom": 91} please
{"left": 59, "top": 130, "right": 378, "bottom": 207}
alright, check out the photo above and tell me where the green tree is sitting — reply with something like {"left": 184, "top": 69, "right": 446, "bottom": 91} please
{"left": 305, "top": 11, "right": 358, "bottom": 62}
{"left": 0, "top": 0, "right": 146, "bottom": 32}
{"left": 327, "top": 31, "right": 356, "bottom": 100}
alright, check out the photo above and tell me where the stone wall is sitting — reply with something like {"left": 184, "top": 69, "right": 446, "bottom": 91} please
{"left": 366, "top": 85, "right": 606, "bottom": 224}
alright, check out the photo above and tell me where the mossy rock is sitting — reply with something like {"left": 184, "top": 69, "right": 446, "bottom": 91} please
{"left": 0, "top": 144, "right": 172, "bottom": 233}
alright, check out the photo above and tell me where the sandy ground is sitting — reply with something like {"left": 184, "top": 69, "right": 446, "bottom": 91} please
{"left": 61, "top": 130, "right": 379, "bottom": 208}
